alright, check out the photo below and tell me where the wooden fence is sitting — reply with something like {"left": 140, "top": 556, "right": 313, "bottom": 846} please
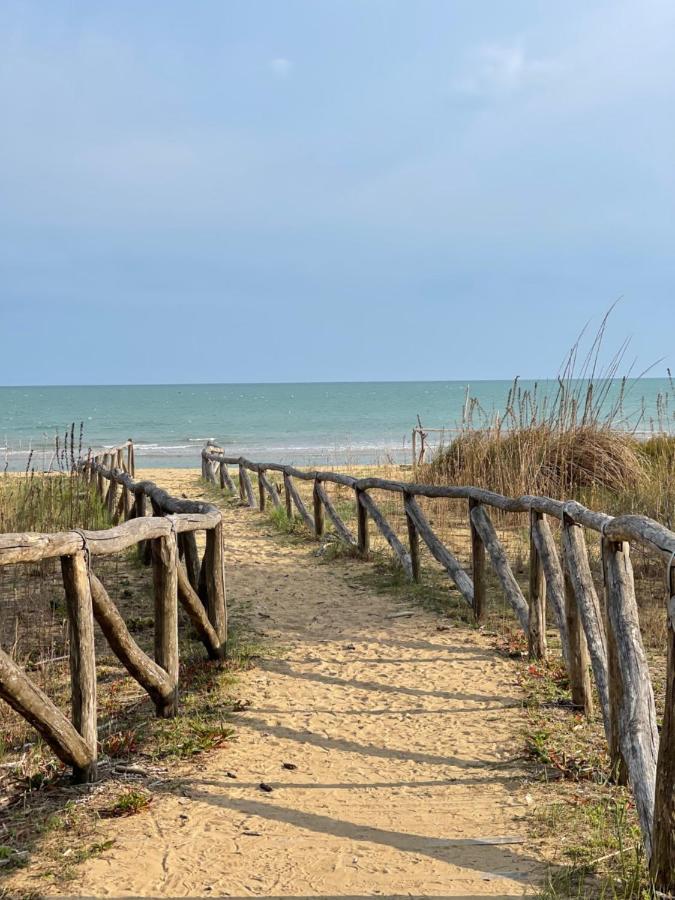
{"left": 0, "top": 441, "right": 227, "bottom": 786}
{"left": 202, "top": 443, "right": 675, "bottom": 891}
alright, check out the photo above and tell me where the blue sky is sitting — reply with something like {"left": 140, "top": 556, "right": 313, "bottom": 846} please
{"left": 1, "top": 1, "right": 674, "bottom": 384}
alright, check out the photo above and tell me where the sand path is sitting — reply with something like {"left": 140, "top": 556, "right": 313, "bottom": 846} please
{"left": 63, "top": 469, "right": 545, "bottom": 898}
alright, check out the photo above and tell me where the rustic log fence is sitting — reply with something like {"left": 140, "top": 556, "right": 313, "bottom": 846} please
{"left": 0, "top": 441, "right": 226, "bottom": 786}
{"left": 202, "top": 443, "right": 675, "bottom": 890}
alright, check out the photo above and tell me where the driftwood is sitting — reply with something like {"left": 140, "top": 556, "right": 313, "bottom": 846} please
{"left": 404, "top": 495, "right": 473, "bottom": 606}
{"left": 469, "top": 504, "right": 528, "bottom": 631}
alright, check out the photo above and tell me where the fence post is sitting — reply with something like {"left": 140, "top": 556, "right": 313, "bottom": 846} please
{"left": 528, "top": 510, "right": 547, "bottom": 660}
{"left": 152, "top": 529, "right": 179, "bottom": 717}
{"left": 356, "top": 489, "right": 369, "bottom": 556}
{"left": 405, "top": 493, "right": 421, "bottom": 582}
{"left": 601, "top": 537, "right": 630, "bottom": 786}
{"left": 313, "top": 480, "right": 325, "bottom": 539}
{"left": 469, "top": 498, "right": 486, "bottom": 622}
{"left": 205, "top": 521, "right": 227, "bottom": 659}
{"left": 651, "top": 560, "right": 675, "bottom": 891}
{"left": 283, "top": 472, "right": 293, "bottom": 522}
{"left": 563, "top": 561, "right": 593, "bottom": 714}
{"left": 603, "top": 537, "right": 659, "bottom": 856}
{"left": 127, "top": 439, "right": 135, "bottom": 476}
{"left": 258, "top": 470, "right": 267, "bottom": 512}
{"left": 61, "top": 551, "right": 98, "bottom": 783}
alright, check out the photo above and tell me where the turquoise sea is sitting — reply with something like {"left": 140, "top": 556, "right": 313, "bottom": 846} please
{"left": 0, "top": 380, "right": 672, "bottom": 470}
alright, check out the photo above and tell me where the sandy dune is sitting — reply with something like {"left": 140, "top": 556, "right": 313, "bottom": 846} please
{"left": 58, "top": 469, "right": 545, "bottom": 898}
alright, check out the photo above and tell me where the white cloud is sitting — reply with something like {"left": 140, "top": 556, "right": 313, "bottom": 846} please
{"left": 269, "top": 57, "right": 292, "bottom": 78}
{"left": 452, "top": 42, "right": 556, "bottom": 98}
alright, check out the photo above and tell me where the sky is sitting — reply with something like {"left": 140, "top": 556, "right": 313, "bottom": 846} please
{"left": 1, "top": 0, "right": 674, "bottom": 385}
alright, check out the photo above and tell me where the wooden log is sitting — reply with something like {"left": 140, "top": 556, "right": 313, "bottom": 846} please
{"left": 283, "top": 472, "right": 293, "bottom": 521}
{"left": 259, "top": 470, "right": 282, "bottom": 509}
{"left": 205, "top": 522, "right": 227, "bottom": 658}
{"left": 285, "top": 475, "right": 314, "bottom": 531}
{"left": 61, "top": 551, "right": 98, "bottom": 783}
{"left": 176, "top": 562, "right": 224, "bottom": 660}
{"left": 528, "top": 511, "right": 547, "bottom": 660}
{"left": 405, "top": 495, "right": 474, "bottom": 607}
{"left": 405, "top": 500, "right": 421, "bottom": 583}
{"left": 469, "top": 504, "right": 528, "bottom": 631}
{"left": 313, "top": 481, "right": 325, "bottom": 538}
{"left": 469, "top": 499, "right": 486, "bottom": 621}
{"left": 359, "top": 491, "right": 412, "bottom": 578}
{"left": 0, "top": 646, "right": 94, "bottom": 773}
{"left": 219, "top": 461, "right": 235, "bottom": 492}
{"left": 151, "top": 532, "right": 179, "bottom": 717}
{"left": 106, "top": 474, "right": 118, "bottom": 518}
{"left": 651, "top": 560, "right": 675, "bottom": 890}
{"left": 179, "top": 531, "right": 201, "bottom": 591}
{"left": 562, "top": 520, "right": 611, "bottom": 736}
{"left": 239, "top": 464, "right": 257, "bottom": 508}
{"left": 563, "top": 565, "right": 594, "bottom": 714}
{"left": 356, "top": 489, "right": 369, "bottom": 556}
{"left": 258, "top": 470, "right": 267, "bottom": 512}
{"left": 600, "top": 537, "right": 630, "bottom": 785}
{"left": 603, "top": 538, "right": 659, "bottom": 854}
{"left": 314, "top": 481, "right": 356, "bottom": 546}
{"left": 531, "top": 514, "right": 570, "bottom": 668}
{"left": 89, "top": 572, "right": 176, "bottom": 706}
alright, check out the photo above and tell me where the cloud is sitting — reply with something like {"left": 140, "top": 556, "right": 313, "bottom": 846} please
{"left": 452, "top": 42, "right": 556, "bottom": 98}
{"left": 269, "top": 57, "right": 292, "bottom": 78}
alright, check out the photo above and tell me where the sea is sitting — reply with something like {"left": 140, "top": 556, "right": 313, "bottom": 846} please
{"left": 0, "top": 380, "right": 672, "bottom": 471}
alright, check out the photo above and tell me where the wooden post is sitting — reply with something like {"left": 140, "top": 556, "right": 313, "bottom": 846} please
{"left": 152, "top": 531, "right": 179, "bottom": 717}
{"left": 238, "top": 464, "right": 246, "bottom": 503}
{"left": 528, "top": 510, "right": 547, "bottom": 660}
{"left": 601, "top": 537, "right": 630, "bottom": 786}
{"left": 313, "top": 480, "right": 325, "bottom": 539}
{"left": 411, "top": 429, "right": 417, "bottom": 470}
{"left": 356, "top": 489, "right": 369, "bottom": 557}
{"left": 603, "top": 537, "right": 659, "bottom": 854}
{"left": 258, "top": 470, "right": 267, "bottom": 512}
{"left": 469, "top": 498, "right": 486, "bottom": 622}
{"left": 106, "top": 475, "right": 118, "bottom": 518}
{"left": 127, "top": 440, "right": 135, "bottom": 476}
{"left": 205, "top": 522, "right": 227, "bottom": 659}
{"left": 405, "top": 493, "right": 421, "bottom": 582}
{"left": 651, "top": 560, "right": 675, "bottom": 891}
{"left": 563, "top": 565, "right": 593, "bottom": 714}
{"left": 180, "top": 531, "right": 201, "bottom": 590}
{"left": 284, "top": 472, "right": 293, "bottom": 522}
{"left": 219, "top": 461, "right": 235, "bottom": 492}
{"left": 61, "top": 551, "right": 97, "bottom": 783}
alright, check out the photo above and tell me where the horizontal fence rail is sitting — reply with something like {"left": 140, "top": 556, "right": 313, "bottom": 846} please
{"left": 202, "top": 443, "right": 675, "bottom": 892}
{"left": 0, "top": 441, "right": 227, "bottom": 786}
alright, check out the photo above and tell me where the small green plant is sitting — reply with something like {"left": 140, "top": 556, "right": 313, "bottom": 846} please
{"left": 100, "top": 789, "right": 151, "bottom": 819}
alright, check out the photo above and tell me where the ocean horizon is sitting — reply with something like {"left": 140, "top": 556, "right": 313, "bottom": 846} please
{"left": 1, "top": 378, "right": 673, "bottom": 471}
